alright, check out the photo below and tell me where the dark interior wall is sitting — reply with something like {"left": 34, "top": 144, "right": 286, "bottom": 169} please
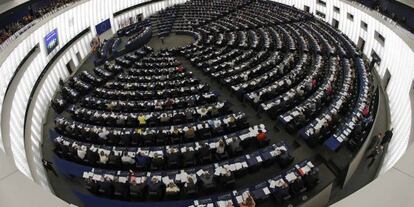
{"left": 355, "top": 0, "right": 414, "bottom": 31}
{"left": 378, "top": 0, "right": 414, "bottom": 30}
{"left": 0, "top": 0, "right": 55, "bottom": 29}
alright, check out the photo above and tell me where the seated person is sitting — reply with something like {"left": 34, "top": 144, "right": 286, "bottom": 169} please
{"left": 98, "top": 128, "right": 110, "bottom": 142}
{"left": 138, "top": 114, "right": 146, "bottom": 126}
{"left": 198, "top": 143, "right": 211, "bottom": 162}
{"left": 240, "top": 192, "right": 256, "bottom": 207}
{"left": 229, "top": 137, "right": 242, "bottom": 154}
{"left": 184, "top": 127, "right": 196, "bottom": 141}
{"left": 216, "top": 166, "right": 235, "bottom": 185}
{"left": 85, "top": 176, "right": 98, "bottom": 193}
{"left": 199, "top": 171, "right": 215, "bottom": 190}
{"left": 300, "top": 166, "right": 319, "bottom": 189}
{"left": 159, "top": 113, "right": 171, "bottom": 124}
{"left": 170, "top": 127, "right": 181, "bottom": 143}
{"left": 135, "top": 152, "right": 150, "bottom": 169}
{"left": 86, "top": 148, "right": 99, "bottom": 165}
{"left": 113, "top": 177, "right": 129, "bottom": 198}
{"left": 210, "top": 106, "right": 220, "bottom": 116}
{"left": 216, "top": 139, "right": 226, "bottom": 154}
{"left": 183, "top": 176, "right": 197, "bottom": 195}
{"left": 182, "top": 147, "right": 196, "bottom": 166}
{"left": 121, "top": 151, "right": 135, "bottom": 166}
{"left": 165, "top": 181, "right": 180, "bottom": 198}
{"left": 256, "top": 130, "right": 267, "bottom": 141}
{"left": 147, "top": 176, "right": 163, "bottom": 198}
{"left": 98, "top": 151, "right": 109, "bottom": 165}
{"left": 276, "top": 147, "right": 292, "bottom": 167}
{"left": 256, "top": 130, "right": 269, "bottom": 147}
{"left": 225, "top": 115, "right": 237, "bottom": 127}
{"left": 130, "top": 178, "right": 146, "bottom": 200}
{"left": 271, "top": 179, "right": 290, "bottom": 203}
{"left": 100, "top": 176, "right": 114, "bottom": 196}
{"left": 154, "top": 101, "right": 163, "bottom": 110}
{"left": 289, "top": 176, "right": 305, "bottom": 195}
{"left": 167, "top": 147, "right": 181, "bottom": 166}
{"left": 198, "top": 107, "right": 208, "bottom": 118}
{"left": 76, "top": 145, "right": 87, "bottom": 160}
{"left": 164, "top": 98, "right": 174, "bottom": 109}
{"left": 151, "top": 153, "right": 165, "bottom": 170}
{"left": 108, "top": 151, "right": 122, "bottom": 166}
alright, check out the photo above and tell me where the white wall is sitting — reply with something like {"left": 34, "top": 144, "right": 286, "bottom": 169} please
{"left": 0, "top": 0, "right": 188, "bottom": 187}
{"left": 272, "top": 0, "right": 414, "bottom": 174}
{"left": 25, "top": 32, "right": 93, "bottom": 188}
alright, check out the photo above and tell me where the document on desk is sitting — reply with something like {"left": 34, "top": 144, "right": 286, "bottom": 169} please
{"left": 235, "top": 162, "right": 242, "bottom": 170}
{"left": 162, "top": 176, "right": 170, "bottom": 184}
{"left": 285, "top": 172, "right": 297, "bottom": 182}
{"left": 236, "top": 195, "right": 243, "bottom": 204}
{"left": 263, "top": 187, "right": 271, "bottom": 195}
{"left": 229, "top": 164, "right": 236, "bottom": 171}
{"left": 196, "top": 169, "right": 204, "bottom": 177}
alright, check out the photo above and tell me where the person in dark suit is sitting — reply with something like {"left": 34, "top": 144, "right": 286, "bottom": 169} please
{"left": 86, "top": 148, "right": 99, "bottom": 165}
{"left": 85, "top": 177, "right": 99, "bottom": 193}
{"left": 199, "top": 172, "right": 215, "bottom": 190}
{"left": 277, "top": 148, "right": 292, "bottom": 167}
{"left": 198, "top": 143, "right": 211, "bottom": 163}
{"left": 114, "top": 177, "right": 130, "bottom": 199}
{"left": 147, "top": 176, "right": 163, "bottom": 199}
{"left": 218, "top": 167, "right": 235, "bottom": 185}
{"left": 135, "top": 152, "right": 150, "bottom": 169}
{"left": 381, "top": 129, "right": 393, "bottom": 145}
{"left": 272, "top": 180, "right": 290, "bottom": 204}
{"left": 100, "top": 176, "right": 114, "bottom": 197}
{"left": 130, "top": 177, "right": 146, "bottom": 200}
{"left": 108, "top": 151, "right": 121, "bottom": 167}
{"left": 183, "top": 176, "right": 197, "bottom": 197}
{"left": 151, "top": 153, "right": 165, "bottom": 170}
{"left": 167, "top": 147, "right": 181, "bottom": 167}
{"left": 289, "top": 176, "right": 304, "bottom": 196}
{"left": 182, "top": 148, "right": 196, "bottom": 166}
{"left": 229, "top": 137, "right": 242, "bottom": 155}
{"left": 165, "top": 181, "right": 180, "bottom": 199}
{"left": 302, "top": 167, "right": 319, "bottom": 189}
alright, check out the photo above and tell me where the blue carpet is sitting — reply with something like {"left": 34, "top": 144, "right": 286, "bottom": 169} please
{"left": 75, "top": 191, "right": 192, "bottom": 207}
{"left": 54, "top": 155, "right": 92, "bottom": 177}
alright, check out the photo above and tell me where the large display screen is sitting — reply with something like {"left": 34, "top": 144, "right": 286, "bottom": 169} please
{"left": 95, "top": 19, "right": 112, "bottom": 35}
{"left": 45, "top": 29, "right": 59, "bottom": 54}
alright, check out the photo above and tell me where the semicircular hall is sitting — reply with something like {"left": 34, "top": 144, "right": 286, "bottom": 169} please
{"left": 0, "top": 0, "right": 413, "bottom": 207}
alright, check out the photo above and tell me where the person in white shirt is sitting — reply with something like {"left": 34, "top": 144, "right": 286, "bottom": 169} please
{"left": 198, "top": 107, "right": 208, "bottom": 118}
{"left": 98, "top": 128, "right": 109, "bottom": 140}
{"left": 166, "top": 181, "right": 180, "bottom": 193}
{"left": 251, "top": 92, "right": 260, "bottom": 103}
{"left": 216, "top": 139, "right": 226, "bottom": 154}
{"left": 77, "top": 145, "right": 87, "bottom": 160}
{"left": 121, "top": 151, "right": 135, "bottom": 165}
{"left": 99, "top": 151, "right": 109, "bottom": 164}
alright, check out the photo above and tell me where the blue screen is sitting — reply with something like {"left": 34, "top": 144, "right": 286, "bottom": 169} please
{"left": 45, "top": 29, "right": 59, "bottom": 54}
{"left": 95, "top": 19, "right": 112, "bottom": 35}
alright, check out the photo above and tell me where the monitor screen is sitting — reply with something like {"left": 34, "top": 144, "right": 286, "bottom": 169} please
{"left": 44, "top": 28, "right": 59, "bottom": 54}
{"left": 95, "top": 19, "right": 111, "bottom": 35}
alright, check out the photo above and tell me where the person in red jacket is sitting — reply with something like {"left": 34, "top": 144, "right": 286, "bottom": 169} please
{"left": 176, "top": 66, "right": 185, "bottom": 73}
{"left": 311, "top": 78, "right": 317, "bottom": 89}
{"left": 326, "top": 85, "right": 333, "bottom": 96}
{"left": 256, "top": 130, "right": 267, "bottom": 141}
{"left": 362, "top": 105, "right": 370, "bottom": 117}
